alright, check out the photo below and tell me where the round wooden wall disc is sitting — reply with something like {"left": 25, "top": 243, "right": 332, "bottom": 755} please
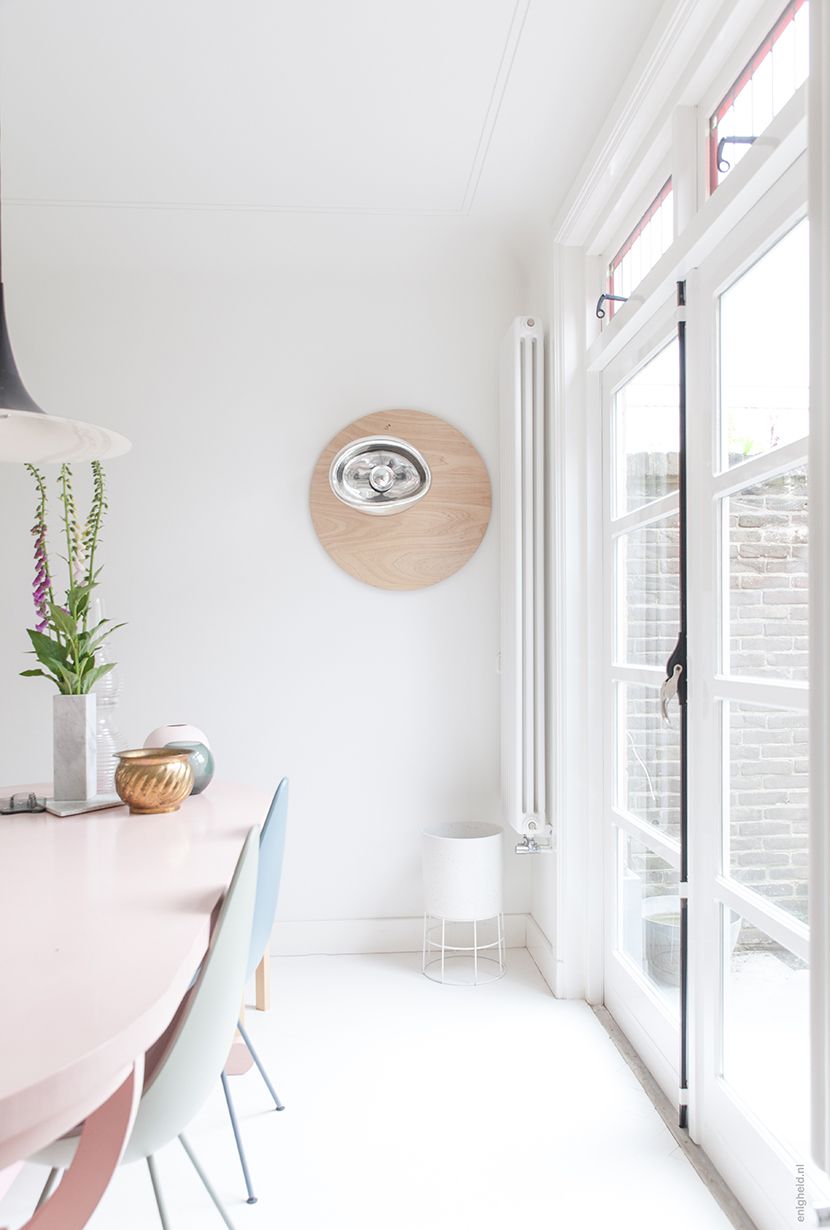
{"left": 310, "top": 409, "right": 491, "bottom": 591}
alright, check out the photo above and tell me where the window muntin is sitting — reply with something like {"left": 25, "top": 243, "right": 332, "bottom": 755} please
{"left": 608, "top": 180, "right": 673, "bottom": 317}
{"left": 709, "top": 0, "right": 808, "bottom": 193}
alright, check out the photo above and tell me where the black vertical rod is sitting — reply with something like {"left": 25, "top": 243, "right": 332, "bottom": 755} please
{"left": 677, "top": 280, "right": 689, "bottom": 1129}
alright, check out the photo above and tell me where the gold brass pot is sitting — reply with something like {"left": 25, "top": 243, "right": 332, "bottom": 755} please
{"left": 115, "top": 748, "right": 194, "bottom": 814}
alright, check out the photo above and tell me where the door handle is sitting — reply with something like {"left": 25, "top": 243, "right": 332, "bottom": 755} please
{"left": 660, "top": 663, "right": 683, "bottom": 722}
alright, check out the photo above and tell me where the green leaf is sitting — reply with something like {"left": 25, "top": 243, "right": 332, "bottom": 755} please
{"left": 84, "top": 623, "right": 126, "bottom": 657}
{"left": 20, "top": 668, "right": 61, "bottom": 686}
{"left": 26, "top": 629, "right": 71, "bottom": 673}
{"left": 78, "top": 662, "right": 115, "bottom": 693}
{"left": 49, "top": 605, "right": 77, "bottom": 638}
{"left": 56, "top": 665, "right": 80, "bottom": 693}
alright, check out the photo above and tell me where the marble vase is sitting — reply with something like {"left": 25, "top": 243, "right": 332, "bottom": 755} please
{"left": 53, "top": 694, "right": 97, "bottom": 802}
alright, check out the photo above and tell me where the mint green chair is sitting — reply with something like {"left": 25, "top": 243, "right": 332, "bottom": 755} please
{"left": 221, "top": 777, "right": 289, "bottom": 1203}
{"left": 30, "top": 826, "right": 260, "bottom": 1230}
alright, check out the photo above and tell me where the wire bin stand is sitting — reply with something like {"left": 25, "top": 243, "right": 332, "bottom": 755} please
{"left": 421, "top": 821, "right": 505, "bottom": 986}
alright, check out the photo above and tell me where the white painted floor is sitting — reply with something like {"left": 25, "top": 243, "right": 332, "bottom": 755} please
{"left": 2, "top": 950, "right": 735, "bottom": 1230}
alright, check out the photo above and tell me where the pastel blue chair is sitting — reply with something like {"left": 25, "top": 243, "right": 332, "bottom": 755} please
{"left": 221, "top": 777, "right": 289, "bottom": 1204}
{"left": 30, "top": 826, "right": 260, "bottom": 1230}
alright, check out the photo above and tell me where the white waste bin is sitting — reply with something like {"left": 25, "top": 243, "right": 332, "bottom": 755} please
{"left": 421, "top": 821, "right": 504, "bottom": 985}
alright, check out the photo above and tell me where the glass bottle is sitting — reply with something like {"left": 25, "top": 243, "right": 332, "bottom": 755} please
{"left": 90, "top": 597, "right": 128, "bottom": 795}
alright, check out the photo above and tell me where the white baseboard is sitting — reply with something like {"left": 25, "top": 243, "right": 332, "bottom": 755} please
{"left": 526, "top": 914, "right": 557, "bottom": 995}
{"left": 270, "top": 913, "right": 529, "bottom": 957}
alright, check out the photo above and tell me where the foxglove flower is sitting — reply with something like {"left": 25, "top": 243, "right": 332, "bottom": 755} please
{"left": 60, "top": 466, "right": 86, "bottom": 585}
{"left": 26, "top": 465, "right": 52, "bottom": 633}
{"left": 21, "top": 461, "right": 122, "bottom": 695}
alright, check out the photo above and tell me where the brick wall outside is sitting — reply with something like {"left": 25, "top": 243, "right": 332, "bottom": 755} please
{"left": 620, "top": 455, "right": 808, "bottom": 942}
{"left": 728, "top": 465, "right": 808, "bottom": 928}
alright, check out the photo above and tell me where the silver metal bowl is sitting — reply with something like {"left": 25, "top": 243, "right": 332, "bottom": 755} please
{"left": 329, "top": 435, "right": 431, "bottom": 515}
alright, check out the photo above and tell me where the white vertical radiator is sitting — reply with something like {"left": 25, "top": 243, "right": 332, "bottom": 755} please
{"left": 500, "top": 316, "right": 547, "bottom": 841}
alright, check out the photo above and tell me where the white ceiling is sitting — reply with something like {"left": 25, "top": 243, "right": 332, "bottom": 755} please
{"left": 0, "top": 0, "right": 665, "bottom": 228}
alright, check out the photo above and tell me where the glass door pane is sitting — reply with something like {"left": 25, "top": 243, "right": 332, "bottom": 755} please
{"left": 613, "top": 338, "right": 679, "bottom": 515}
{"left": 721, "top": 909, "right": 809, "bottom": 1156}
{"left": 727, "top": 467, "right": 808, "bottom": 680}
{"left": 720, "top": 219, "right": 809, "bottom": 467}
{"left": 617, "top": 828, "right": 680, "bottom": 1015}
{"left": 616, "top": 515, "right": 680, "bottom": 667}
{"left": 725, "top": 700, "right": 809, "bottom": 922}
{"left": 616, "top": 682, "right": 680, "bottom": 840}
{"left": 604, "top": 322, "right": 682, "bottom": 1102}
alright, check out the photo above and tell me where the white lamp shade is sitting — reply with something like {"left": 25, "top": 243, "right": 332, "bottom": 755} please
{"left": 0, "top": 408, "right": 131, "bottom": 464}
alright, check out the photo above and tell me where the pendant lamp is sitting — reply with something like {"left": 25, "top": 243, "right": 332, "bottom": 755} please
{"left": 0, "top": 143, "right": 131, "bottom": 463}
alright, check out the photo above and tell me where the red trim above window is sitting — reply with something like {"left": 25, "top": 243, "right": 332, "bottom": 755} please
{"left": 607, "top": 179, "right": 672, "bottom": 316}
{"left": 709, "top": 0, "right": 807, "bottom": 194}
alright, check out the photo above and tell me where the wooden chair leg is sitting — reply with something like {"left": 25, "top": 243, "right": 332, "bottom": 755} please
{"left": 228, "top": 996, "right": 253, "bottom": 1073}
{"left": 255, "top": 951, "right": 270, "bottom": 1011}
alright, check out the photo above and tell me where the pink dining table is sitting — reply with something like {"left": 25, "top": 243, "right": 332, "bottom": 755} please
{"left": 0, "top": 780, "right": 269, "bottom": 1228}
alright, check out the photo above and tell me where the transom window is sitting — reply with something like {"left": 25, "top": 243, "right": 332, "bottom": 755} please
{"left": 709, "top": 0, "right": 808, "bottom": 193}
{"left": 607, "top": 179, "right": 673, "bottom": 317}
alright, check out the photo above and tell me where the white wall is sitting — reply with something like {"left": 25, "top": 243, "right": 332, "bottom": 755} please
{"left": 0, "top": 204, "right": 536, "bottom": 936}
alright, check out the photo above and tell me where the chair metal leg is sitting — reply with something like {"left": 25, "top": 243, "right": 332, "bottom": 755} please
{"left": 236, "top": 1019, "right": 284, "bottom": 1110}
{"left": 178, "top": 1133, "right": 237, "bottom": 1230}
{"left": 146, "top": 1156, "right": 173, "bottom": 1230}
{"left": 35, "top": 1167, "right": 62, "bottom": 1211}
{"left": 221, "top": 1069, "right": 257, "bottom": 1204}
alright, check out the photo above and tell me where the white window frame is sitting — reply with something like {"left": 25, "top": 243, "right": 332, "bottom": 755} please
{"left": 683, "top": 163, "right": 812, "bottom": 1226}
{"left": 543, "top": 0, "right": 830, "bottom": 1221}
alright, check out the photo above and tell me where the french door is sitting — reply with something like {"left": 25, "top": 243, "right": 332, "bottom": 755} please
{"left": 602, "top": 301, "right": 684, "bottom": 1104}
{"left": 602, "top": 154, "right": 826, "bottom": 1228}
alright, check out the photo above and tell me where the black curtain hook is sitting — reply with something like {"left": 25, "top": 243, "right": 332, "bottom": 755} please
{"left": 716, "top": 134, "right": 756, "bottom": 174}
{"left": 596, "top": 293, "right": 628, "bottom": 319}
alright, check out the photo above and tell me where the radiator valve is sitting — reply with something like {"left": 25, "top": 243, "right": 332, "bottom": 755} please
{"left": 515, "top": 835, "right": 542, "bottom": 854}
{"left": 514, "top": 825, "right": 553, "bottom": 854}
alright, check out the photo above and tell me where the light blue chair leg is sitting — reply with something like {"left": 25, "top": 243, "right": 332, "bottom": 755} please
{"left": 178, "top": 1132, "right": 238, "bottom": 1230}
{"left": 146, "top": 1155, "right": 172, "bottom": 1230}
{"left": 237, "top": 1019, "right": 284, "bottom": 1110}
{"left": 221, "top": 1069, "right": 257, "bottom": 1203}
